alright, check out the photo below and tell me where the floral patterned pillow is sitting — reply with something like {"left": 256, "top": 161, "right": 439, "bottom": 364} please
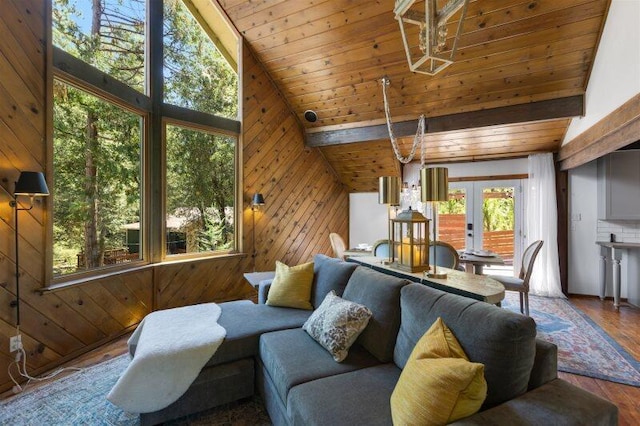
{"left": 302, "top": 291, "right": 372, "bottom": 362}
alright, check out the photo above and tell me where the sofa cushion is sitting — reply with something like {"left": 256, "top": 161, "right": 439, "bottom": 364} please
{"left": 310, "top": 254, "right": 358, "bottom": 308}
{"left": 303, "top": 291, "right": 372, "bottom": 362}
{"left": 342, "top": 267, "right": 409, "bottom": 362}
{"left": 450, "top": 378, "right": 619, "bottom": 426}
{"left": 205, "top": 300, "right": 312, "bottom": 367}
{"left": 394, "top": 284, "right": 537, "bottom": 408}
{"left": 266, "top": 260, "right": 314, "bottom": 310}
{"left": 390, "top": 318, "right": 487, "bottom": 425}
{"left": 287, "top": 364, "right": 400, "bottom": 426}
{"left": 259, "top": 328, "right": 381, "bottom": 407}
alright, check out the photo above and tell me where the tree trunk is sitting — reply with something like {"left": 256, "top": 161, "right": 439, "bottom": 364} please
{"left": 84, "top": 0, "right": 104, "bottom": 268}
{"left": 84, "top": 111, "right": 102, "bottom": 268}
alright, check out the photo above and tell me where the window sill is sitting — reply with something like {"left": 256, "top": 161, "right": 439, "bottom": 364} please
{"left": 160, "top": 251, "right": 246, "bottom": 266}
{"left": 40, "top": 252, "right": 248, "bottom": 294}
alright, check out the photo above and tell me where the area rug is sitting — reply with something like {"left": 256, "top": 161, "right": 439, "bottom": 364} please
{"left": 0, "top": 354, "right": 271, "bottom": 425}
{"left": 502, "top": 292, "right": 640, "bottom": 387}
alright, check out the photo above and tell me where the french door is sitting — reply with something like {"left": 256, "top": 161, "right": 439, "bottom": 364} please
{"left": 438, "top": 179, "right": 525, "bottom": 274}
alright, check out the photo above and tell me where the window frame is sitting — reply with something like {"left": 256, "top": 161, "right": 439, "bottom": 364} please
{"left": 46, "top": 0, "right": 241, "bottom": 286}
{"left": 161, "top": 117, "right": 240, "bottom": 260}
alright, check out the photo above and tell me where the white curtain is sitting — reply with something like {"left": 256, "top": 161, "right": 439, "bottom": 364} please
{"left": 526, "top": 153, "right": 565, "bottom": 298}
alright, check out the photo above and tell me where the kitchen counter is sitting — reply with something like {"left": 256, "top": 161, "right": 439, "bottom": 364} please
{"left": 596, "top": 241, "right": 640, "bottom": 249}
{"left": 595, "top": 241, "right": 640, "bottom": 309}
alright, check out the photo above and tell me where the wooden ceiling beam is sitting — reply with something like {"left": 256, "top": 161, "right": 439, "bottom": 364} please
{"left": 559, "top": 93, "right": 640, "bottom": 170}
{"left": 306, "top": 95, "right": 584, "bottom": 147}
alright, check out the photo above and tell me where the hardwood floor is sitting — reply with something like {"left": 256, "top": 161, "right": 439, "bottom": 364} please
{"left": 559, "top": 296, "right": 640, "bottom": 426}
{"left": 2, "top": 296, "right": 639, "bottom": 424}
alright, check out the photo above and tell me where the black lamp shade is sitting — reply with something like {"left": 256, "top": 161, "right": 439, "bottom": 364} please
{"left": 14, "top": 171, "right": 49, "bottom": 197}
{"left": 252, "top": 193, "right": 265, "bottom": 206}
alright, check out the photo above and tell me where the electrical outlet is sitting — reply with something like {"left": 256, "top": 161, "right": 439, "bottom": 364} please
{"left": 9, "top": 334, "right": 22, "bottom": 353}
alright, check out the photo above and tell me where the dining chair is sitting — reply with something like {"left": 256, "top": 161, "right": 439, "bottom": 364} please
{"left": 429, "top": 241, "right": 461, "bottom": 270}
{"left": 371, "top": 239, "right": 390, "bottom": 258}
{"left": 329, "top": 233, "right": 347, "bottom": 260}
{"left": 489, "top": 240, "right": 544, "bottom": 316}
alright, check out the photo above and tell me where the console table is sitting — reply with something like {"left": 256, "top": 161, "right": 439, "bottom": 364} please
{"left": 243, "top": 271, "right": 276, "bottom": 288}
{"left": 348, "top": 256, "right": 505, "bottom": 305}
{"left": 596, "top": 241, "right": 640, "bottom": 309}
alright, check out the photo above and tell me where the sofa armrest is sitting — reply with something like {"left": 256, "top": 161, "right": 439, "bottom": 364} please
{"left": 451, "top": 378, "right": 618, "bottom": 425}
{"left": 528, "top": 338, "right": 558, "bottom": 390}
{"left": 258, "top": 279, "right": 273, "bottom": 304}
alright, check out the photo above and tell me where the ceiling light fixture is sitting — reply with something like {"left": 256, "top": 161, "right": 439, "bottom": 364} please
{"left": 394, "top": 0, "right": 469, "bottom": 75}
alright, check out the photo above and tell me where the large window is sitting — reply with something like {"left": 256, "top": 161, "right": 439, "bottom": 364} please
{"left": 165, "top": 125, "right": 235, "bottom": 255}
{"left": 163, "top": 0, "right": 238, "bottom": 118}
{"left": 52, "top": 0, "right": 146, "bottom": 93}
{"left": 51, "top": 0, "right": 239, "bottom": 280}
{"left": 52, "top": 80, "right": 143, "bottom": 276}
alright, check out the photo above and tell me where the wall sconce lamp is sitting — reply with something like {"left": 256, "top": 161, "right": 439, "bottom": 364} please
{"left": 421, "top": 166, "right": 449, "bottom": 278}
{"left": 378, "top": 176, "right": 401, "bottom": 264}
{"left": 9, "top": 172, "right": 49, "bottom": 330}
{"left": 251, "top": 193, "right": 265, "bottom": 271}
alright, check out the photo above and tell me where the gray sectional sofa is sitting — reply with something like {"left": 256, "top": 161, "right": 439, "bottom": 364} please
{"left": 138, "top": 254, "right": 618, "bottom": 425}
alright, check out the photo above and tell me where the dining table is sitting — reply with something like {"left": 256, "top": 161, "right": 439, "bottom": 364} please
{"left": 343, "top": 246, "right": 373, "bottom": 257}
{"left": 457, "top": 250, "right": 504, "bottom": 275}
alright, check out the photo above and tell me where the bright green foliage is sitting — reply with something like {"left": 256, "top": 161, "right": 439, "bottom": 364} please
{"left": 52, "top": 0, "right": 238, "bottom": 275}
{"left": 53, "top": 0, "right": 146, "bottom": 92}
{"left": 166, "top": 125, "right": 235, "bottom": 253}
{"left": 52, "top": 82, "right": 142, "bottom": 275}
{"left": 439, "top": 189, "right": 466, "bottom": 214}
{"left": 163, "top": 0, "right": 238, "bottom": 118}
{"left": 196, "top": 210, "right": 232, "bottom": 253}
{"left": 482, "top": 188, "right": 514, "bottom": 232}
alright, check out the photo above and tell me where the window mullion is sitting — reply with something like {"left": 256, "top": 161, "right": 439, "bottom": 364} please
{"left": 53, "top": 47, "right": 151, "bottom": 114}
{"left": 147, "top": 0, "right": 164, "bottom": 263}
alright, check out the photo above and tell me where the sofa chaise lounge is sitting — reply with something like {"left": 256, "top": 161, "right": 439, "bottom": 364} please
{"left": 136, "top": 254, "right": 617, "bottom": 425}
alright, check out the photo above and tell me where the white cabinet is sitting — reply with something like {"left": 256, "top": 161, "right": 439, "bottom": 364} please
{"left": 597, "top": 151, "right": 640, "bottom": 220}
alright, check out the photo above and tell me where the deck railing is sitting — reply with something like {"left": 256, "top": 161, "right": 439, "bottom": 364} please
{"left": 439, "top": 214, "right": 514, "bottom": 264}
{"left": 77, "top": 248, "right": 139, "bottom": 268}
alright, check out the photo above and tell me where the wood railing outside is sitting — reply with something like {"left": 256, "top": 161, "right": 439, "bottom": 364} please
{"left": 439, "top": 214, "right": 514, "bottom": 264}
{"left": 77, "top": 248, "right": 139, "bottom": 268}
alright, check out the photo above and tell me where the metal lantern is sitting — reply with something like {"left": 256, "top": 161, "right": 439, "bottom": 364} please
{"left": 394, "top": 0, "right": 470, "bottom": 75}
{"left": 391, "top": 208, "right": 430, "bottom": 273}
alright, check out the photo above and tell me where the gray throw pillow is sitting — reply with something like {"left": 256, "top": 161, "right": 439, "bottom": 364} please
{"left": 303, "top": 291, "right": 372, "bottom": 362}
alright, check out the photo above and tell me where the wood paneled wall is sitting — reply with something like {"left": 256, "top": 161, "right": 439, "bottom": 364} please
{"left": 0, "top": 1, "right": 348, "bottom": 393}
{"left": 242, "top": 46, "right": 349, "bottom": 272}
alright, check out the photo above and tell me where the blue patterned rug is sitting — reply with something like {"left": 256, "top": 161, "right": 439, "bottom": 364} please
{"left": 502, "top": 292, "right": 640, "bottom": 387}
{"left": 0, "top": 354, "right": 270, "bottom": 425}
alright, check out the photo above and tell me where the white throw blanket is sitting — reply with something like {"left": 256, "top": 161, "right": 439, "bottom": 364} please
{"left": 107, "top": 303, "right": 226, "bottom": 413}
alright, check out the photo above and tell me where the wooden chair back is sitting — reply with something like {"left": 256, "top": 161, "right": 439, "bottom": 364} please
{"left": 329, "top": 233, "right": 347, "bottom": 260}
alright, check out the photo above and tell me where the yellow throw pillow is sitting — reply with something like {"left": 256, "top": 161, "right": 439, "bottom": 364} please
{"left": 266, "top": 261, "right": 314, "bottom": 310}
{"left": 390, "top": 317, "right": 487, "bottom": 426}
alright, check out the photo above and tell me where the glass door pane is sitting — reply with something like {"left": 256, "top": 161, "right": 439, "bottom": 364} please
{"left": 438, "top": 187, "right": 469, "bottom": 251}
{"left": 435, "top": 180, "right": 521, "bottom": 276}
{"left": 473, "top": 180, "right": 521, "bottom": 276}
{"left": 480, "top": 186, "right": 515, "bottom": 265}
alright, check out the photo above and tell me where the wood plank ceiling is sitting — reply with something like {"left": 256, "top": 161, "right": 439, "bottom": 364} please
{"left": 218, "top": 0, "right": 610, "bottom": 191}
